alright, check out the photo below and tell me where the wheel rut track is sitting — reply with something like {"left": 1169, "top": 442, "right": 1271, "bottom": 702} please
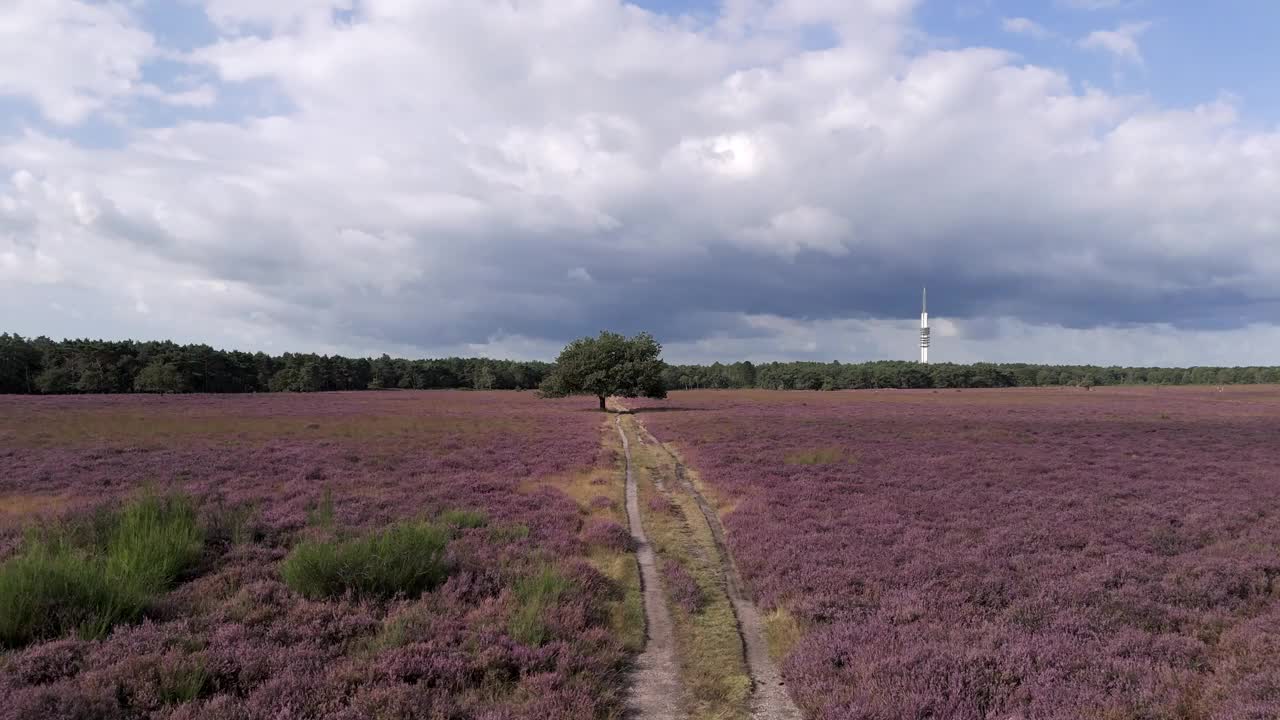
{"left": 616, "top": 416, "right": 681, "bottom": 719}
{"left": 631, "top": 416, "right": 804, "bottom": 720}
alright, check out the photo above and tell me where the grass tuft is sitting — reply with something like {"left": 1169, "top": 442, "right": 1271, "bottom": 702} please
{"left": 306, "top": 487, "right": 336, "bottom": 529}
{"left": 763, "top": 606, "right": 803, "bottom": 662}
{"left": 438, "top": 508, "right": 488, "bottom": 529}
{"left": 509, "top": 564, "right": 573, "bottom": 646}
{"left": 157, "top": 656, "right": 211, "bottom": 705}
{"left": 281, "top": 521, "right": 452, "bottom": 600}
{"left": 0, "top": 493, "right": 204, "bottom": 648}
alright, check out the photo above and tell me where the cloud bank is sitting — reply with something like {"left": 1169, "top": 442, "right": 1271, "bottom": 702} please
{"left": 1, "top": 0, "right": 1278, "bottom": 365}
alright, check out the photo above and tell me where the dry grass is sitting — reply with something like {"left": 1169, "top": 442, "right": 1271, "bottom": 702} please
{"left": 763, "top": 606, "right": 803, "bottom": 663}
{"left": 0, "top": 492, "right": 72, "bottom": 519}
{"left": 624, "top": 416, "right": 752, "bottom": 720}
{"left": 783, "top": 446, "right": 852, "bottom": 465}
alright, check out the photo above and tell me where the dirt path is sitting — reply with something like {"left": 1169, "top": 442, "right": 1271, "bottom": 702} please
{"left": 616, "top": 416, "right": 682, "bottom": 719}
{"left": 634, "top": 417, "right": 804, "bottom": 720}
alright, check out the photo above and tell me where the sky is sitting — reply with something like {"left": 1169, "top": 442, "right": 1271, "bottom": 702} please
{"left": 1, "top": 0, "right": 1277, "bottom": 366}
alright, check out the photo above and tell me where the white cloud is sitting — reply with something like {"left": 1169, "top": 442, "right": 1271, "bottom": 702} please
{"left": 1080, "top": 22, "right": 1151, "bottom": 64}
{"left": 0, "top": 0, "right": 154, "bottom": 124}
{"left": 1001, "top": 17, "right": 1050, "bottom": 39}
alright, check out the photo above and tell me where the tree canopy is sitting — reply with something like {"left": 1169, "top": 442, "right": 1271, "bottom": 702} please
{"left": 539, "top": 331, "right": 668, "bottom": 410}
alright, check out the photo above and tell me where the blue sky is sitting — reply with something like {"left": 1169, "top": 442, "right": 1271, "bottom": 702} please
{"left": 916, "top": 1, "right": 1280, "bottom": 122}
{"left": 632, "top": 0, "right": 1280, "bottom": 122}
{"left": 1, "top": 1, "right": 1278, "bottom": 365}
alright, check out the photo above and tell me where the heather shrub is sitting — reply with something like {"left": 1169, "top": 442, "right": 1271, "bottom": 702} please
{"left": 7, "top": 681, "right": 121, "bottom": 720}
{"left": 8, "top": 638, "right": 88, "bottom": 684}
{"left": 660, "top": 560, "right": 704, "bottom": 614}
{"left": 0, "top": 493, "right": 204, "bottom": 647}
{"left": 647, "top": 493, "right": 679, "bottom": 516}
{"left": 281, "top": 521, "right": 452, "bottom": 600}
{"left": 509, "top": 564, "right": 573, "bottom": 646}
{"left": 581, "top": 519, "right": 634, "bottom": 553}
{"left": 438, "top": 508, "right": 488, "bottom": 529}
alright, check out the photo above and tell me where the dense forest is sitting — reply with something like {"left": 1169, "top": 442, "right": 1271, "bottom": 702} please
{"left": 0, "top": 334, "right": 550, "bottom": 394}
{"left": 1, "top": 333, "right": 1277, "bottom": 395}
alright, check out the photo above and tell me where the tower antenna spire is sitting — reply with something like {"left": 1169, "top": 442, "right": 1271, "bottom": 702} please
{"left": 919, "top": 287, "right": 930, "bottom": 364}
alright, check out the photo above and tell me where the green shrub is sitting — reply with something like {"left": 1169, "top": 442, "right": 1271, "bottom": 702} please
{"left": 438, "top": 508, "right": 488, "bottom": 529}
{"left": 0, "top": 493, "right": 204, "bottom": 648}
{"left": 509, "top": 564, "right": 573, "bottom": 646}
{"left": 281, "top": 521, "right": 452, "bottom": 600}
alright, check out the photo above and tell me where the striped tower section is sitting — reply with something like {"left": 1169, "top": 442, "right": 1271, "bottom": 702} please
{"left": 920, "top": 287, "right": 930, "bottom": 364}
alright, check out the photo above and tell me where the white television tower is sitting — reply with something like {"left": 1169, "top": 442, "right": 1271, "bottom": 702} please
{"left": 920, "top": 287, "right": 930, "bottom": 364}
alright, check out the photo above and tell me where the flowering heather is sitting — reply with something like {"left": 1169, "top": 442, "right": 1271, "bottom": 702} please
{"left": 581, "top": 518, "right": 635, "bottom": 553}
{"left": 632, "top": 387, "right": 1280, "bottom": 719}
{"left": 0, "top": 391, "right": 629, "bottom": 719}
{"left": 660, "top": 560, "right": 704, "bottom": 615}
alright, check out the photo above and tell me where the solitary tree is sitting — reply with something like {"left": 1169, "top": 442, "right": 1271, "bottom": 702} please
{"left": 540, "top": 331, "right": 667, "bottom": 411}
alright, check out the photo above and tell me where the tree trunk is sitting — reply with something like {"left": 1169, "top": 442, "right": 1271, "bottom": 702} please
{"left": 598, "top": 395, "right": 607, "bottom": 412}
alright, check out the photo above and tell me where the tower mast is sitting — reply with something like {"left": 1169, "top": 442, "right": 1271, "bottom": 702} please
{"left": 920, "top": 287, "right": 930, "bottom": 364}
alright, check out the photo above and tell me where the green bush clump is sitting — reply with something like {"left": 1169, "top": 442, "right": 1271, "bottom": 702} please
{"left": 0, "top": 493, "right": 205, "bottom": 648}
{"left": 281, "top": 521, "right": 453, "bottom": 600}
{"left": 509, "top": 564, "right": 574, "bottom": 646}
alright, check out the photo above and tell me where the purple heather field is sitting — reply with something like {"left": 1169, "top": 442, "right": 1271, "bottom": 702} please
{"left": 0, "top": 391, "right": 626, "bottom": 720}
{"left": 3, "top": 387, "right": 1279, "bottom": 719}
{"left": 632, "top": 387, "right": 1280, "bottom": 720}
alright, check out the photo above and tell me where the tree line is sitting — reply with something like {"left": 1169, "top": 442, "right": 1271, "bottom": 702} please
{"left": 0, "top": 334, "right": 550, "bottom": 394}
{"left": 661, "top": 360, "right": 1280, "bottom": 390}
{"left": 1, "top": 333, "right": 1276, "bottom": 395}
